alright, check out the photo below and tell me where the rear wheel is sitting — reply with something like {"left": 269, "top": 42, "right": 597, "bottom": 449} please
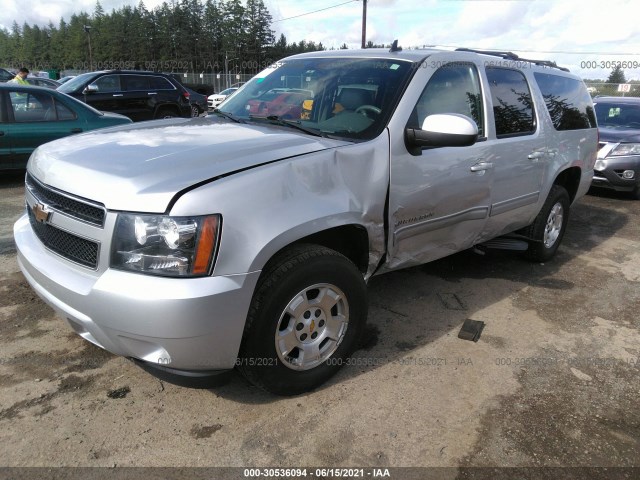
{"left": 237, "top": 244, "right": 367, "bottom": 395}
{"left": 155, "top": 107, "right": 179, "bottom": 119}
{"left": 523, "top": 185, "right": 570, "bottom": 262}
{"left": 190, "top": 105, "right": 200, "bottom": 117}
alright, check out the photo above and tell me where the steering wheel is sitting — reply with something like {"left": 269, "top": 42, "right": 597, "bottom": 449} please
{"left": 355, "top": 105, "right": 381, "bottom": 118}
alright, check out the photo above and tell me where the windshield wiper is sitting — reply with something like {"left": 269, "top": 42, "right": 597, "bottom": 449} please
{"left": 249, "top": 115, "right": 325, "bottom": 137}
{"left": 212, "top": 109, "right": 245, "bottom": 123}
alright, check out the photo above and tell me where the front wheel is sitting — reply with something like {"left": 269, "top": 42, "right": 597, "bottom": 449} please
{"left": 237, "top": 244, "right": 367, "bottom": 395}
{"left": 523, "top": 185, "right": 570, "bottom": 262}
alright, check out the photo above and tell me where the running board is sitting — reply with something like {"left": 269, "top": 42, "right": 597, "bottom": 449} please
{"left": 475, "top": 237, "right": 530, "bottom": 252}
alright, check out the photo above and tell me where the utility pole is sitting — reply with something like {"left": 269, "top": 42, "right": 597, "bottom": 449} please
{"left": 83, "top": 25, "right": 93, "bottom": 71}
{"left": 361, "top": 0, "right": 367, "bottom": 49}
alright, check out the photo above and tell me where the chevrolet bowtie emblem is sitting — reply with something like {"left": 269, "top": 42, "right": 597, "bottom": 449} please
{"left": 32, "top": 202, "right": 52, "bottom": 224}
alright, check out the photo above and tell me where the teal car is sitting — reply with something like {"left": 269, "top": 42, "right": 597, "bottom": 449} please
{"left": 1, "top": 84, "right": 132, "bottom": 169}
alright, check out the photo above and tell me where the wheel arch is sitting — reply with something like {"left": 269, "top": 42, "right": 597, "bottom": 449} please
{"left": 257, "top": 224, "right": 371, "bottom": 279}
{"left": 553, "top": 166, "right": 581, "bottom": 203}
{"left": 154, "top": 104, "right": 180, "bottom": 118}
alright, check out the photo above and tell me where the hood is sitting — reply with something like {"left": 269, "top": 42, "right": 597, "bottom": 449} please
{"left": 28, "top": 116, "right": 348, "bottom": 212}
{"left": 599, "top": 126, "right": 640, "bottom": 144}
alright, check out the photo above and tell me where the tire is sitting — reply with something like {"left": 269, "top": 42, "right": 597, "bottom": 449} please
{"left": 154, "top": 107, "right": 179, "bottom": 119}
{"left": 523, "top": 185, "right": 570, "bottom": 262}
{"left": 190, "top": 105, "right": 200, "bottom": 117}
{"left": 237, "top": 244, "right": 367, "bottom": 395}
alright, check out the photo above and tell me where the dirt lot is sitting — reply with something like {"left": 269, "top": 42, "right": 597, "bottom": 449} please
{"left": 0, "top": 170, "right": 639, "bottom": 476}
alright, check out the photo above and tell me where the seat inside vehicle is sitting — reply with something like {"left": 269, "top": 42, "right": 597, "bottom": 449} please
{"left": 335, "top": 88, "right": 375, "bottom": 113}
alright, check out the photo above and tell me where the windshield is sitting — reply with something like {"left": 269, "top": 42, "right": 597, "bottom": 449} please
{"left": 594, "top": 102, "right": 640, "bottom": 128}
{"left": 57, "top": 72, "right": 98, "bottom": 93}
{"left": 220, "top": 57, "right": 414, "bottom": 140}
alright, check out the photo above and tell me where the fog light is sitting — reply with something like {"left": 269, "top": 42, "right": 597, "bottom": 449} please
{"left": 623, "top": 170, "right": 635, "bottom": 179}
{"left": 594, "top": 159, "right": 606, "bottom": 171}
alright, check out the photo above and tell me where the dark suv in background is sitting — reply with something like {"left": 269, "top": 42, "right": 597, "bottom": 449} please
{"left": 58, "top": 70, "right": 192, "bottom": 121}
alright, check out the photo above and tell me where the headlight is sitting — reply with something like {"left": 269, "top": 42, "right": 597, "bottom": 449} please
{"left": 111, "top": 213, "right": 221, "bottom": 277}
{"left": 609, "top": 143, "right": 640, "bottom": 156}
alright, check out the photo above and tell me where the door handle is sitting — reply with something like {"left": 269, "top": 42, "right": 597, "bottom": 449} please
{"left": 70, "top": 128, "right": 83, "bottom": 133}
{"left": 147, "top": 92, "right": 157, "bottom": 95}
{"left": 470, "top": 161, "right": 493, "bottom": 172}
{"left": 0, "top": 131, "right": 4, "bottom": 136}
{"left": 528, "top": 151, "right": 545, "bottom": 160}
{"left": 112, "top": 94, "right": 124, "bottom": 97}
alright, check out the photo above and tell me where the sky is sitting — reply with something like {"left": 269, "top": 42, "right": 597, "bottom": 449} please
{"left": 2, "top": 0, "right": 640, "bottom": 81}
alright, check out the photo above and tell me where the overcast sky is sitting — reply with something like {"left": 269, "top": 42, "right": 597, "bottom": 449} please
{"left": 2, "top": 0, "right": 639, "bottom": 80}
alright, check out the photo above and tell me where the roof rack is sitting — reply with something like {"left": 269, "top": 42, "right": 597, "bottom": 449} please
{"left": 455, "top": 47, "right": 569, "bottom": 72}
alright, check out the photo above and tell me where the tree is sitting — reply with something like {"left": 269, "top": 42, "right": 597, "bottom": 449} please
{"left": 0, "top": 0, "right": 327, "bottom": 74}
{"left": 243, "top": 0, "right": 274, "bottom": 71}
{"left": 221, "top": 0, "right": 246, "bottom": 59}
{"left": 203, "top": 0, "right": 223, "bottom": 71}
{"left": 607, "top": 65, "right": 626, "bottom": 84}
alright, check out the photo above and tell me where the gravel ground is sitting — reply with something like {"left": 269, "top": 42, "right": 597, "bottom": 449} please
{"left": 0, "top": 170, "right": 638, "bottom": 478}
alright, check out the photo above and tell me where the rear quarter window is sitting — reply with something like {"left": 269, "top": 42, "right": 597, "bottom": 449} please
{"left": 149, "top": 76, "right": 175, "bottom": 90}
{"left": 533, "top": 72, "right": 596, "bottom": 130}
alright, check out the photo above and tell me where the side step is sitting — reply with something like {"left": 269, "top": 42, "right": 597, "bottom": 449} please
{"left": 474, "top": 236, "right": 530, "bottom": 253}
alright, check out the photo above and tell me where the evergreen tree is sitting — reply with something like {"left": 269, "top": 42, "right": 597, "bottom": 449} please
{"left": 0, "top": 0, "right": 328, "bottom": 74}
{"left": 607, "top": 65, "right": 626, "bottom": 84}
{"left": 244, "top": 0, "right": 274, "bottom": 71}
{"left": 203, "top": 0, "right": 224, "bottom": 71}
{"left": 221, "top": 0, "right": 246, "bottom": 64}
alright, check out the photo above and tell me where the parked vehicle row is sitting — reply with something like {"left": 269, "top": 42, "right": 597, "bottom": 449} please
{"left": 58, "top": 70, "right": 193, "bottom": 121}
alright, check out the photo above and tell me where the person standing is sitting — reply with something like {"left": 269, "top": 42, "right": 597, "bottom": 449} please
{"left": 9, "top": 68, "right": 29, "bottom": 85}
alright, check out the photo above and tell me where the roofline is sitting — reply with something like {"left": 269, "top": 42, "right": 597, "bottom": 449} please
{"left": 282, "top": 46, "right": 573, "bottom": 74}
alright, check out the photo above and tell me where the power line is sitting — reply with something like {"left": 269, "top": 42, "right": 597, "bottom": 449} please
{"left": 272, "top": 0, "right": 359, "bottom": 23}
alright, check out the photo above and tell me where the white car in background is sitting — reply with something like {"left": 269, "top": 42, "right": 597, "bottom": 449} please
{"left": 207, "top": 87, "right": 238, "bottom": 111}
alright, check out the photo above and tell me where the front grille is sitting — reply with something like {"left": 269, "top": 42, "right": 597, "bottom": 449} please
{"left": 26, "top": 173, "right": 106, "bottom": 227}
{"left": 28, "top": 207, "right": 99, "bottom": 269}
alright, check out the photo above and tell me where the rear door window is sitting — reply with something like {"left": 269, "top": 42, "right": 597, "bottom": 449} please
{"left": 486, "top": 68, "right": 535, "bottom": 137}
{"left": 534, "top": 73, "right": 596, "bottom": 130}
{"left": 123, "top": 75, "right": 151, "bottom": 92}
{"left": 9, "top": 91, "right": 56, "bottom": 122}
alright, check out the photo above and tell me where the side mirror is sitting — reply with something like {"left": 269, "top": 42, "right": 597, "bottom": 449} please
{"left": 83, "top": 84, "right": 99, "bottom": 94}
{"left": 405, "top": 113, "right": 478, "bottom": 154}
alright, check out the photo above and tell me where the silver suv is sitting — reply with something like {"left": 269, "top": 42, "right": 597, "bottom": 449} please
{"left": 14, "top": 46, "right": 597, "bottom": 395}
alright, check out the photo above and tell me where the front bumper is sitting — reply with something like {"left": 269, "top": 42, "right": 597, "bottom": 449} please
{"left": 591, "top": 153, "right": 640, "bottom": 192}
{"left": 14, "top": 213, "right": 260, "bottom": 372}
